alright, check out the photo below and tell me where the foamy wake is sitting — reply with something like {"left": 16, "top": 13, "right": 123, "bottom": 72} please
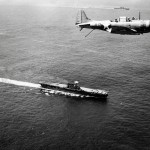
{"left": 41, "top": 89, "right": 90, "bottom": 98}
{"left": 0, "top": 78, "right": 41, "bottom": 88}
{"left": 0, "top": 78, "right": 91, "bottom": 98}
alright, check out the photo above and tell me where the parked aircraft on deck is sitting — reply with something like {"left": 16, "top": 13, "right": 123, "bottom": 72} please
{"left": 75, "top": 10, "right": 150, "bottom": 36}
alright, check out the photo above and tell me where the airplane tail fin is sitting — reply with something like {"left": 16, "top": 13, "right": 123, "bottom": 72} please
{"left": 75, "top": 10, "right": 91, "bottom": 25}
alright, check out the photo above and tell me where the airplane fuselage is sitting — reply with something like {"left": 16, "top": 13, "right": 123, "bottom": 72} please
{"left": 77, "top": 20, "right": 150, "bottom": 34}
{"left": 76, "top": 10, "right": 150, "bottom": 35}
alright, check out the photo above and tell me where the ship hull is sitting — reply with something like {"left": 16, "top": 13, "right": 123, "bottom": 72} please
{"left": 40, "top": 83, "right": 108, "bottom": 99}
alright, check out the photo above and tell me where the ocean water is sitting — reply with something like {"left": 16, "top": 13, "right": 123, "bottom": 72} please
{"left": 0, "top": 6, "right": 150, "bottom": 150}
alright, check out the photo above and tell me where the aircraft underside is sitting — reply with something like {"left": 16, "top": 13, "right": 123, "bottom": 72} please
{"left": 82, "top": 26, "right": 150, "bottom": 35}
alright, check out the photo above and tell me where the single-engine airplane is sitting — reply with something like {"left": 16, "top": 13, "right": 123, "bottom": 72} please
{"left": 75, "top": 10, "right": 150, "bottom": 37}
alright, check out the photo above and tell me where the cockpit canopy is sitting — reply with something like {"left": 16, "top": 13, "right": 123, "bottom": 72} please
{"left": 114, "top": 16, "right": 137, "bottom": 22}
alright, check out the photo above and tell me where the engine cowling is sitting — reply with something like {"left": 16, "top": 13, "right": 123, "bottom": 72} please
{"left": 145, "top": 20, "right": 150, "bottom": 29}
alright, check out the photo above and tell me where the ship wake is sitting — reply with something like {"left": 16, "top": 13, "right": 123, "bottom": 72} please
{"left": 0, "top": 78, "right": 41, "bottom": 88}
{"left": 0, "top": 78, "right": 107, "bottom": 99}
{"left": 0, "top": 78, "right": 88, "bottom": 98}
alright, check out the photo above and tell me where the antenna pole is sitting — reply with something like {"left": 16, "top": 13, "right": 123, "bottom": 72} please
{"left": 85, "top": 29, "right": 94, "bottom": 37}
{"left": 139, "top": 11, "right": 141, "bottom": 20}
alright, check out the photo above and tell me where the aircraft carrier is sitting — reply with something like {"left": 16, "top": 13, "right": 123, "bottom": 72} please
{"left": 0, "top": 78, "right": 108, "bottom": 99}
{"left": 114, "top": 6, "right": 130, "bottom": 10}
{"left": 40, "top": 81, "right": 108, "bottom": 99}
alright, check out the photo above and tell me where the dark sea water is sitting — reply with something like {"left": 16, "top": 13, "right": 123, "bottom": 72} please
{"left": 0, "top": 6, "right": 150, "bottom": 150}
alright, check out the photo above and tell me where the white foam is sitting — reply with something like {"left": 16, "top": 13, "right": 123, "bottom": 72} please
{"left": 0, "top": 78, "right": 41, "bottom": 88}
{"left": 42, "top": 88, "right": 85, "bottom": 98}
{"left": 0, "top": 78, "right": 92, "bottom": 98}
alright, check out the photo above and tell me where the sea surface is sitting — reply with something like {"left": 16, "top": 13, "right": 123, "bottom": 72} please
{"left": 0, "top": 6, "right": 150, "bottom": 150}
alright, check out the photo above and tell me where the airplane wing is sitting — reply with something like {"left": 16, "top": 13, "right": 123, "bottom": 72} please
{"left": 110, "top": 26, "right": 138, "bottom": 34}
